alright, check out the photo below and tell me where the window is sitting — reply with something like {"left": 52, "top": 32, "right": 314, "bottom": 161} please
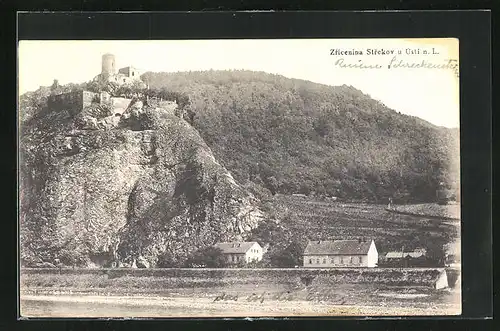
{"left": 350, "top": 256, "right": 353, "bottom": 264}
{"left": 132, "top": 72, "right": 134, "bottom": 76}
{"left": 316, "top": 259, "right": 320, "bottom": 264}
{"left": 323, "top": 258, "right": 326, "bottom": 264}
{"left": 123, "top": 78, "right": 126, "bottom": 83}
{"left": 340, "top": 257, "right": 344, "bottom": 264}
{"left": 309, "top": 259, "right": 312, "bottom": 264}
{"left": 331, "top": 259, "right": 334, "bottom": 264}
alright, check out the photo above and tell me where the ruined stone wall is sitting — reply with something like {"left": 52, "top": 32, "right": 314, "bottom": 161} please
{"left": 48, "top": 91, "right": 86, "bottom": 115}
{"left": 110, "top": 97, "right": 132, "bottom": 116}
{"left": 47, "top": 90, "right": 100, "bottom": 116}
{"left": 83, "top": 91, "right": 97, "bottom": 108}
{"left": 118, "top": 66, "right": 141, "bottom": 78}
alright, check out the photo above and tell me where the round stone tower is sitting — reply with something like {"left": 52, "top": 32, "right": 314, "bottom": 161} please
{"left": 101, "top": 53, "right": 116, "bottom": 76}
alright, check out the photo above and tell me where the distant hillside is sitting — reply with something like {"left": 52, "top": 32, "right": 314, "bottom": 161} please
{"left": 143, "top": 70, "right": 460, "bottom": 203}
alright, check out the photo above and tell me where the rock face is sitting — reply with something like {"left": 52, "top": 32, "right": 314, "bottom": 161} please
{"left": 19, "top": 103, "right": 265, "bottom": 268}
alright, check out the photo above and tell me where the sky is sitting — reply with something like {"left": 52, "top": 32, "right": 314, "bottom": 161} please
{"left": 18, "top": 39, "right": 460, "bottom": 128}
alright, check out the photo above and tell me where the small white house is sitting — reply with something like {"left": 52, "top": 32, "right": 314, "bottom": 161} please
{"left": 434, "top": 269, "right": 449, "bottom": 290}
{"left": 214, "top": 241, "right": 263, "bottom": 264}
{"left": 303, "top": 239, "right": 378, "bottom": 268}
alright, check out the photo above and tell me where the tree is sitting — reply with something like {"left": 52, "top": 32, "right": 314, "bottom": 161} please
{"left": 269, "top": 241, "right": 303, "bottom": 267}
{"left": 184, "top": 246, "right": 228, "bottom": 268}
{"left": 157, "top": 250, "right": 181, "bottom": 268}
{"left": 263, "top": 176, "right": 278, "bottom": 195}
{"left": 57, "top": 248, "right": 88, "bottom": 267}
{"left": 425, "top": 241, "right": 446, "bottom": 267}
{"left": 130, "top": 79, "right": 147, "bottom": 91}
{"left": 51, "top": 79, "right": 60, "bottom": 91}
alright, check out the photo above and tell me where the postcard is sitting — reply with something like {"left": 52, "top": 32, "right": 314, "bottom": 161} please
{"left": 18, "top": 38, "right": 461, "bottom": 317}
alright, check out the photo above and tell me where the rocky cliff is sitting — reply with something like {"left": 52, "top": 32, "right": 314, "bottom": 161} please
{"left": 19, "top": 99, "right": 266, "bottom": 268}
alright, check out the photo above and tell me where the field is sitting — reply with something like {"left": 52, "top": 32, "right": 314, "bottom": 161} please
{"left": 20, "top": 267, "right": 461, "bottom": 317}
{"left": 386, "top": 203, "right": 460, "bottom": 220}
{"left": 269, "top": 195, "right": 460, "bottom": 254}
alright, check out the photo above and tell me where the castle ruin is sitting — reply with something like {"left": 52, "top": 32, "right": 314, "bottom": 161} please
{"left": 46, "top": 53, "right": 179, "bottom": 129}
{"left": 95, "top": 53, "right": 142, "bottom": 85}
{"left": 48, "top": 53, "right": 143, "bottom": 112}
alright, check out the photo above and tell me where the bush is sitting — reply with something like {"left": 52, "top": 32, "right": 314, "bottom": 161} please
{"left": 156, "top": 251, "right": 182, "bottom": 268}
{"left": 269, "top": 241, "right": 303, "bottom": 267}
{"left": 184, "top": 247, "right": 228, "bottom": 268}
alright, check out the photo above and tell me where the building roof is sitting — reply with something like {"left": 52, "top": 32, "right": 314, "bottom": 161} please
{"left": 304, "top": 240, "right": 373, "bottom": 256}
{"left": 385, "top": 251, "right": 425, "bottom": 259}
{"left": 386, "top": 252, "right": 405, "bottom": 259}
{"left": 214, "top": 242, "right": 259, "bottom": 254}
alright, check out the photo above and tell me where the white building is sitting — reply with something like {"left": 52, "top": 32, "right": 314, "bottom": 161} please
{"left": 303, "top": 239, "right": 378, "bottom": 268}
{"left": 214, "top": 241, "right": 263, "bottom": 264}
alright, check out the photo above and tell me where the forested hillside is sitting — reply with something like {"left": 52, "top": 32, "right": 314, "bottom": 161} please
{"left": 143, "top": 70, "right": 460, "bottom": 203}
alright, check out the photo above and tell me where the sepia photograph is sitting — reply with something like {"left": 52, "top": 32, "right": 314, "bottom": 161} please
{"left": 18, "top": 38, "right": 461, "bottom": 317}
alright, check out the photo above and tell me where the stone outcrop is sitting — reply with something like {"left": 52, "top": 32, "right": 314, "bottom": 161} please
{"left": 19, "top": 103, "right": 266, "bottom": 268}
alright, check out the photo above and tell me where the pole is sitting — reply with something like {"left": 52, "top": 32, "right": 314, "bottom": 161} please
{"left": 401, "top": 245, "right": 405, "bottom": 270}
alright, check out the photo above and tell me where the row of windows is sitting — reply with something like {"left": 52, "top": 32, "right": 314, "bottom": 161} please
{"left": 229, "top": 255, "right": 259, "bottom": 263}
{"left": 307, "top": 256, "right": 363, "bottom": 264}
{"left": 230, "top": 255, "right": 242, "bottom": 262}
{"left": 250, "top": 249, "right": 259, "bottom": 253}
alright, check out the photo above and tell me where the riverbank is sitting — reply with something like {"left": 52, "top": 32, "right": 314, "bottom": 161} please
{"left": 20, "top": 293, "right": 461, "bottom": 317}
{"left": 19, "top": 267, "right": 461, "bottom": 317}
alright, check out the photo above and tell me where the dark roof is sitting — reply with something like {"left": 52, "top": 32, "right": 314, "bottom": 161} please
{"left": 304, "top": 240, "right": 373, "bottom": 256}
{"left": 386, "top": 251, "right": 425, "bottom": 259}
{"left": 214, "top": 242, "right": 260, "bottom": 254}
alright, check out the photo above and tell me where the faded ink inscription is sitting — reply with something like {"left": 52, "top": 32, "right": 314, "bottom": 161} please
{"left": 331, "top": 47, "right": 459, "bottom": 77}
